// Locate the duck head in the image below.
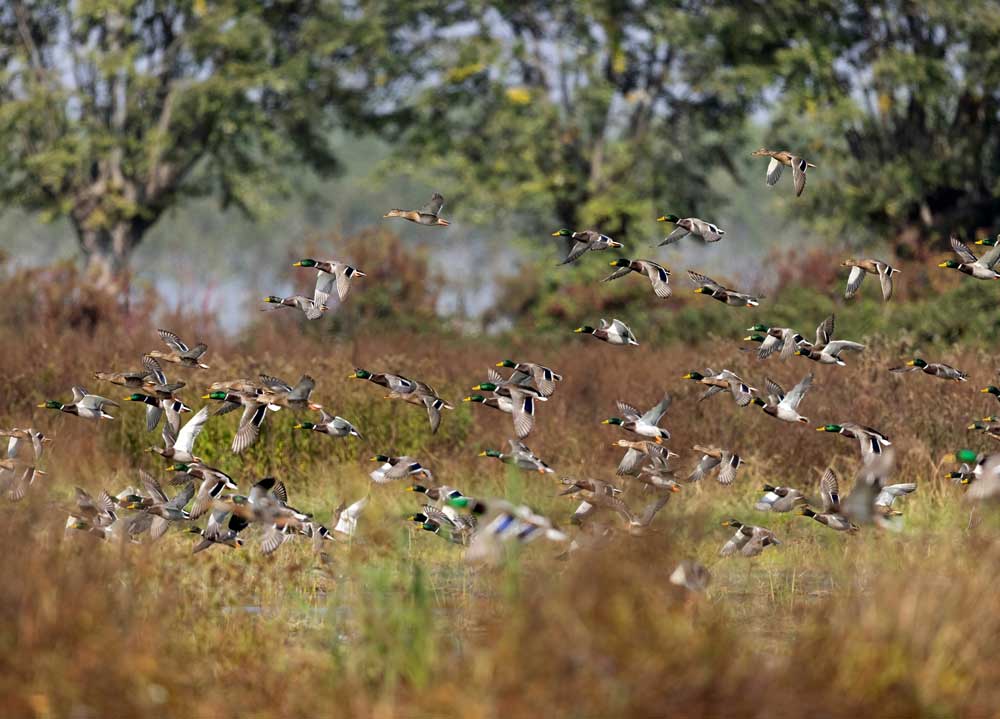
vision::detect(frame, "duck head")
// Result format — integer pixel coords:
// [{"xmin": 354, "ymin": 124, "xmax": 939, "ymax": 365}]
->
[{"xmin": 292, "ymin": 258, "xmax": 317, "ymax": 268}]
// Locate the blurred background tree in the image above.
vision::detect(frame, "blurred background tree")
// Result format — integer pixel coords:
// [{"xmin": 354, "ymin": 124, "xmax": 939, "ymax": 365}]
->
[{"xmin": 0, "ymin": 0, "xmax": 449, "ymax": 289}]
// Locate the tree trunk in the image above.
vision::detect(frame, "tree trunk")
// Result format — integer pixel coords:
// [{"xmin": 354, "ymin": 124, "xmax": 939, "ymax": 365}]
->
[{"xmin": 74, "ymin": 221, "xmax": 143, "ymax": 294}]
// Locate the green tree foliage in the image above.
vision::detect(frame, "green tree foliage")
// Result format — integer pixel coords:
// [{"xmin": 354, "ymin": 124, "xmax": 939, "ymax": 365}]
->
[
  {"xmin": 0, "ymin": 0, "xmax": 443, "ymax": 288},
  {"xmin": 391, "ymin": 1, "xmax": 783, "ymax": 237},
  {"xmin": 762, "ymin": 1, "xmax": 1000, "ymax": 252}
]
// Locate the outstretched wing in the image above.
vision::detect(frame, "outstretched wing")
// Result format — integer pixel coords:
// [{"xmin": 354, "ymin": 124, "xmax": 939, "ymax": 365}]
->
[
  {"xmin": 157, "ymin": 329, "xmax": 189, "ymax": 353},
  {"xmin": 765, "ymin": 157, "xmax": 783, "ymax": 186},
  {"xmin": 844, "ymin": 266, "xmax": 865, "ymax": 299},
  {"xmin": 616, "ymin": 401, "xmax": 641, "ymax": 421},
  {"xmin": 781, "ymin": 373, "xmax": 813, "ymax": 411},
  {"xmin": 601, "ymin": 267, "xmax": 633, "ymax": 283},
  {"xmin": 951, "ymin": 236, "xmax": 978, "ymax": 264},
  {"xmin": 717, "ymin": 452, "xmax": 741, "ymax": 485},
  {"xmin": 560, "ymin": 240, "xmax": 592, "ymax": 265},
  {"xmin": 980, "ymin": 243, "xmax": 1000, "ymax": 269},
  {"xmin": 657, "ymin": 226, "xmax": 690, "ymax": 247},
  {"xmin": 764, "ymin": 377, "xmax": 785, "ymax": 403},
  {"xmin": 687, "ymin": 270, "xmax": 723, "ymax": 291},
  {"xmin": 791, "ymin": 156, "xmax": 808, "ymax": 196},
  {"xmin": 815, "ymin": 315, "xmax": 835, "ymax": 347},
  {"xmin": 820, "ymin": 468, "xmax": 841, "ymax": 512},
  {"xmin": 420, "ymin": 192, "xmax": 444, "ymax": 217},
  {"xmin": 639, "ymin": 393, "xmax": 671, "ymax": 425},
  {"xmin": 877, "ymin": 265, "xmax": 895, "ymax": 301},
  {"xmin": 175, "ymin": 407, "xmax": 210, "ymax": 454}
]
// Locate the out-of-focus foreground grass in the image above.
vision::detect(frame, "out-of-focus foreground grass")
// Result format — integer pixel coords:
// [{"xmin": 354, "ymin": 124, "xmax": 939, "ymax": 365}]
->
[{"xmin": 3, "ymin": 271, "xmax": 1000, "ymax": 718}]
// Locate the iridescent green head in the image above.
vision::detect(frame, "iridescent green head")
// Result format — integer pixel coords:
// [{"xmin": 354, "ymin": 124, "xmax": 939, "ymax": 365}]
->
[
  {"xmin": 817, "ymin": 424, "xmax": 842, "ymax": 433},
  {"xmin": 682, "ymin": 371, "xmax": 704, "ymax": 381},
  {"xmin": 350, "ymin": 369, "xmax": 372, "ymax": 380},
  {"xmin": 463, "ymin": 395, "xmax": 485, "ymax": 403},
  {"xmin": 293, "ymin": 258, "xmax": 317, "ymax": 268},
  {"xmin": 446, "ymin": 496, "xmax": 471, "ymax": 509},
  {"xmin": 956, "ymin": 449, "xmax": 979, "ymax": 464},
  {"xmin": 938, "ymin": 260, "xmax": 960, "ymax": 269},
  {"xmin": 747, "ymin": 324, "xmax": 769, "ymax": 332},
  {"xmin": 262, "ymin": 295, "xmax": 282, "ymax": 303},
  {"xmin": 656, "ymin": 214, "xmax": 680, "ymax": 223},
  {"xmin": 203, "ymin": 391, "xmax": 228, "ymax": 400},
  {"xmin": 574, "ymin": 326, "xmax": 595, "ymax": 335},
  {"xmin": 478, "ymin": 449, "xmax": 502, "ymax": 458},
  {"xmin": 551, "ymin": 228, "xmax": 573, "ymax": 237},
  {"xmin": 906, "ymin": 358, "xmax": 928, "ymax": 368},
  {"xmin": 38, "ymin": 400, "xmax": 63, "ymax": 410},
  {"xmin": 496, "ymin": 360, "xmax": 517, "ymax": 369},
  {"xmin": 981, "ymin": 386, "xmax": 1000, "ymax": 396},
  {"xmin": 975, "ymin": 235, "xmax": 999, "ymax": 247},
  {"xmin": 293, "ymin": 422, "xmax": 315, "ymax": 430},
  {"xmin": 472, "ymin": 382, "xmax": 498, "ymax": 392},
  {"xmin": 408, "ymin": 484, "xmax": 428, "ymax": 494},
  {"xmin": 123, "ymin": 393, "xmax": 148, "ymax": 402},
  {"xmin": 601, "ymin": 417, "xmax": 624, "ymax": 426},
  {"xmin": 371, "ymin": 454, "xmax": 391, "ymax": 462},
  {"xmin": 171, "ymin": 463, "xmax": 190, "ymax": 472},
  {"xmin": 609, "ymin": 258, "xmax": 631, "ymax": 268}
]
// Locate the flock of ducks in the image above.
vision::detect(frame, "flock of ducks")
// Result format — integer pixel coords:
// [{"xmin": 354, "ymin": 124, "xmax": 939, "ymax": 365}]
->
[{"xmin": 8, "ymin": 149, "xmax": 1000, "ymax": 582}]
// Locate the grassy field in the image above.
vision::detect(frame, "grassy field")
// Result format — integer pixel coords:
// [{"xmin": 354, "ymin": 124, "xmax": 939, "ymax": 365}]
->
[{"xmin": 3, "ymin": 288, "xmax": 1000, "ymax": 718}]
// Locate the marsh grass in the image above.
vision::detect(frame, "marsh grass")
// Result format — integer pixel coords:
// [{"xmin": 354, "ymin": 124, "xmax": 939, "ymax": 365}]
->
[{"xmin": 5, "ymin": 289, "xmax": 1000, "ymax": 717}]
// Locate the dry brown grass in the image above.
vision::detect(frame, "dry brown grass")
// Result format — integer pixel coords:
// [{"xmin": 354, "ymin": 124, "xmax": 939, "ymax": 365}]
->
[{"xmin": 4, "ymin": 276, "xmax": 1000, "ymax": 718}]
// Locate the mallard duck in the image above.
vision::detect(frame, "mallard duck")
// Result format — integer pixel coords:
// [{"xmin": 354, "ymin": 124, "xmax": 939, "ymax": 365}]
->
[
  {"xmin": 550, "ymin": 229, "xmax": 623, "ymax": 265},
  {"xmin": 146, "ymin": 406, "xmax": 210, "ymax": 463},
  {"xmin": 689, "ymin": 446, "xmax": 746, "ymax": 485},
  {"xmin": 816, "ymin": 423, "xmax": 891, "ymax": 461},
  {"xmin": 558, "ymin": 477, "xmax": 638, "ymax": 527},
  {"xmin": 682, "ymin": 369, "xmax": 755, "ymax": 406},
  {"xmin": 939, "ymin": 236, "xmax": 1000, "ymax": 280},
  {"xmin": 751, "ymin": 148, "xmax": 815, "ymax": 197},
  {"xmin": 636, "ymin": 446, "xmax": 681, "ymax": 488},
  {"xmin": 975, "ymin": 234, "xmax": 1000, "ymax": 247},
  {"xmin": 688, "ymin": 270, "xmax": 760, "ymax": 307},
  {"xmin": 602, "ymin": 393, "xmax": 671, "ymax": 442},
  {"xmin": 138, "ymin": 470, "xmax": 195, "ymax": 540},
  {"xmin": 147, "ymin": 329, "xmax": 210, "ymax": 369},
  {"xmin": 794, "ymin": 314, "xmax": 864, "ymax": 366},
  {"xmin": 754, "ymin": 483, "xmax": 806, "ymax": 512},
  {"xmin": 612, "ymin": 439, "xmax": 675, "ymax": 477},
  {"xmin": 292, "ymin": 258, "xmax": 366, "ymax": 305},
  {"xmin": 202, "ymin": 390, "xmax": 268, "ymax": 454},
  {"xmin": 798, "ymin": 469, "xmax": 858, "ymax": 532},
  {"xmin": 463, "ymin": 393, "xmax": 513, "ymax": 414},
  {"xmin": 982, "ymin": 386, "xmax": 1000, "ymax": 403},
  {"xmin": 603, "ymin": 258, "xmax": 672, "ymax": 298},
  {"xmin": 123, "ymin": 392, "xmax": 192, "ymax": 437},
  {"xmin": 471, "ymin": 368, "xmax": 548, "ymax": 438},
  {"xmin": 407, "ymin": 509, "xmax": 467, "ymax": 544},
  {"xmin": 383, "ymin": 192, "xmax": 449, "ymax": 226},
  {"xmin": 0, "ymin": 460, "xmax": 45, "ymax": 502},
  {"xmin": 944, "ymin": 448, "xmax": 984, "ymax": 483},
  {"xmin": 574, "ymin": 318, "xmax": 638, "ymax": 346},
  {"xmin": 369, "ymin": 455, "xmax": 433, "ymax": 484},
  {"xmin": 655, "ymin": 214, "xmax": 725, "ymax": 245},
  {"xmin": 258, "ymin": 374, "xmax": 321, "ymax": 411},
  {"xmin": 750, "ymin": 373, "xmax": 813, "ymax": 423},
  {"xmin": 875, "ymin": 482, "xmax": 917, "ymax": 512},
  {"xmin": 842, "ymin": 259, "xmax": 899, "ymax": 301},
  {"xmin": 39, "ymin": 386, "xmax": 118, "ymax": 420},
  {"xmin": 890, "ymin": 358, "xmax": 967, "ymax": 381},
  {"xmin": 446, "ymin": 496, "xmax": 568, "ymax": 561},
  {"xmin": 262, "ymin": 294, "xmax": 326, "ymax": 320},
  {"xmin": 744, "ymin": 324, "xmax": 805, "ymax": 360},
  {"xmin": 190, "ymin": 508, "xmax": 247, "ymax": 553},
  {"xmin": 350, "ymin": 369, "xmax": 451, "ymax": 434},
  {"xmin": 293, "ymin": 410, "xmax": 362, "ymax": 439},
  {"xmin": 479, "ymin": 440, "xmax": 553, "ymax": 473},
  {"xmin": 169, "ymin": 464, "xmax": 238, "ymax": 520},
  {"xmin": 0, "ymin": 427, "xmax": 52, "ymax": 462},
  {"xmin": 495, "ymin": 360, "xmax": 562, "ymax": 397},
  {"xmin": 719, "ymin": 519, "xmax": 780, "ymax": 557},
  {"xmin": 93, "ymin": 354, "xmax": 161, "ymax": 389}
]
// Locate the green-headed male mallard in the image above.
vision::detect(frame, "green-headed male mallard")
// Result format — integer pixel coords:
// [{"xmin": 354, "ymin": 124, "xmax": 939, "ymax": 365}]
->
[
  {"xmin": 479, "ymin": 439, "xmax": 553, "ymax": 474},
  {"xmin": 744, "ymin": 324, "xmax": 805, "ymax": 360},
  {"xmin": 602, "ymin": 393, "xmax": 671, "ymax": 442},
  {"xmin": 202, "ymin": 390, "xmax": 268, "ymax": 455},
  {"xmin": 369, "ymin": 455, "xmax": 433, "ymax": 484},
  {"xmin": 655, "ymin": 214, "xmax": 725, "ymax": 245},
  {"xmin": 751, "ymin": 148, "xmax": 815, "ymax": 197},
  {"xmin": 939, "ymin": 236, "xmax": 1000, "ymax": 280},
  {"xmin": 682, "ymin": 369, "xmax": 755, "ymax": 406},
  {"xmin": 754, "ymin": 484, "xmax": 805, "ymax": 512},
  {"xmin": 688, "ymin": 270, "xmax": 760, "ymax": 307},
  {"xmin": 262, "ymin": 294, "xmax": 326, "ymax": 320},
  {"xmin": 889, "ymin": 358, "xmax": 967, "ymax": 381},
  {"xmin": 383, "ymin": 192, "xmax": 449, "ymax": 226},
  {"xmin": 750, "ymin": 373, "xmax": 814, "ymax": 424},
  {"xmin": 292, "ymin": 258, "xmax": 366, "ymax": 304},
  {"xmin": 603, "ymin": 259, "xmax": 672, "ymax": 298},
  {"xmin": 982, "ymin": 386, "xmax": 1000, "ymax": 403},
  {"xmin": 147, "ymin": 329, "xmax": 210, "ymax": 369},
  {"xmin": 975, "ymin": 234, "xmax": 1000, "ymax": 247},
  {"xmin": 39, "ymin": 386, "xmax": 119, "ymax": 420},
  {"xmin": 551, "ymin": 229, "xmax": 623, "ymax": 265},
  {"xmin": 293, "ymin": 410, "xmax": 362, "ymax": 439},
  {"xmin": 842, "ymin": 259, "xmax": 899, "ymax": 301},
  {"xmin": 574, "ymin": 318, "xmax": 638, "ymax": 346},
  {"xmin": 794, "ymin": 314, "xmax": 864, "ymax": 366},
  {"xmin": 816, "ymin": 423, "xmax": 891, "ymax": 462},
  {"xmin": 350, "ymin": 369, "xmax": 451, "ymax": 434},
  {"xmin": 471, "ymin": 368, "xmax": 547, "ymax": 439},
  {"xmin": 798, "ymin": 468, "xmax": 858, "ymax": 532}
]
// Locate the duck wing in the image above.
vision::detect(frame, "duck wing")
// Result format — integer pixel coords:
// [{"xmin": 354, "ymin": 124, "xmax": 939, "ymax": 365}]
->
[
  {"xmin": 157, "ymin": 329, "xmax": 189, "ymax": 353},
  {"xmin": 420, "ymin": 192, "xmax": 444, "ymax": 217},
  {"xmin": 791, "ymin": 156, "xmax": 808, "ymax": 196},
  {"xmin": 844, "ymin": 265, "xmax": 865, "ymax": 299},
  {"xmin": 765, "ymin": 157, "xmax": 783, "ymax": 186},
  {"xmin": 951, "ymin": 236, "xmax": 978, "ymax": 264}
]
